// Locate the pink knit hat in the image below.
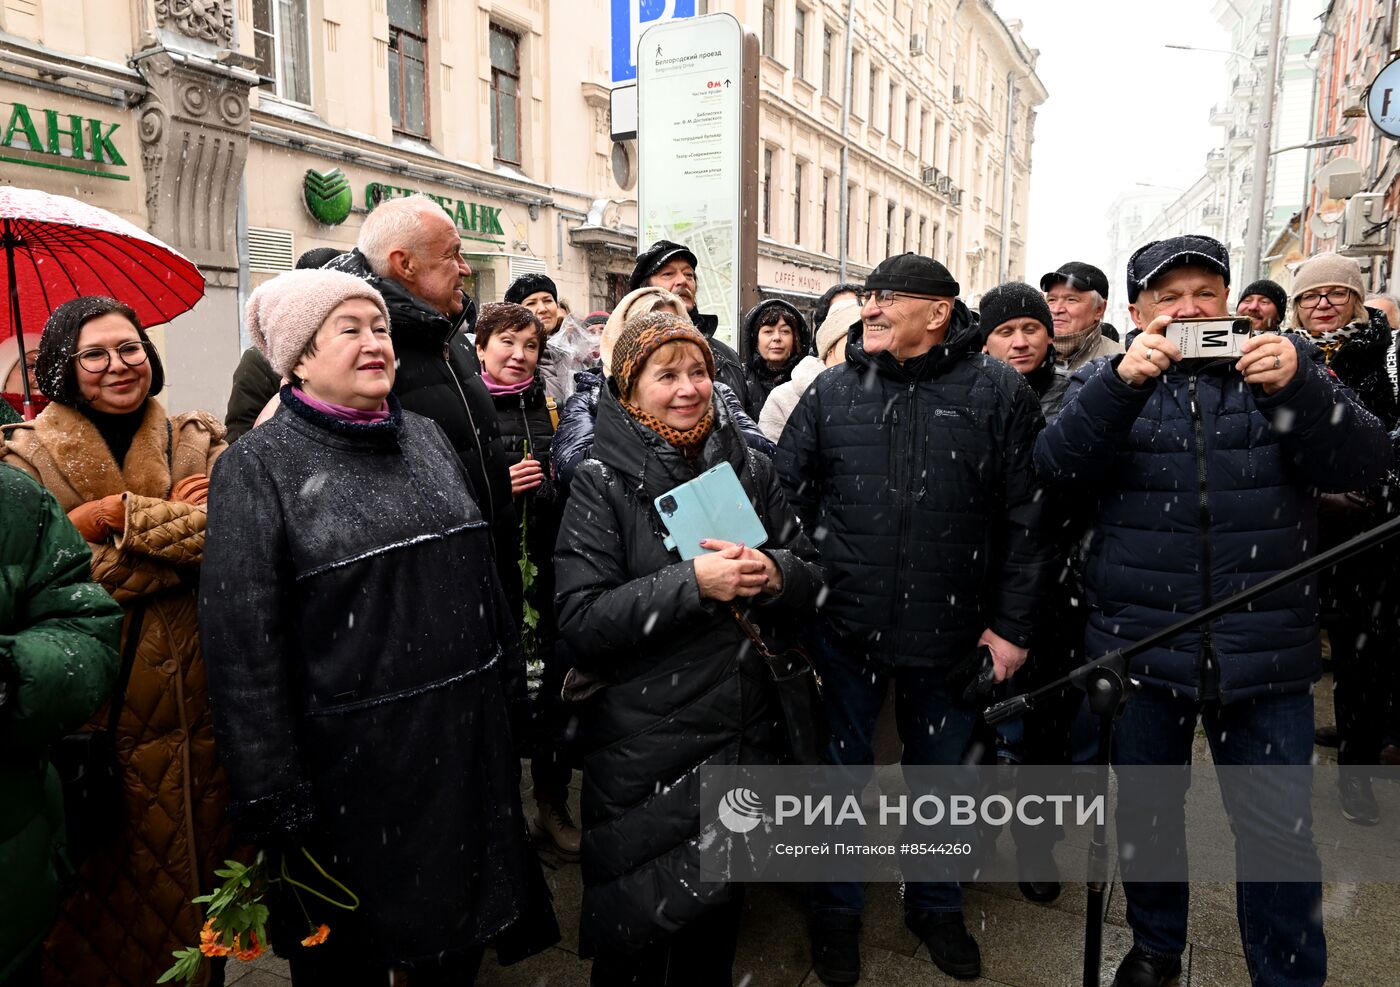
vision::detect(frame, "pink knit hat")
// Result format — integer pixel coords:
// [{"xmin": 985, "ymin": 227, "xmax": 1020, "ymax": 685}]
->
[{"xmin": 246, "ymin": 269, "xmax": 391, "ymax": 378}]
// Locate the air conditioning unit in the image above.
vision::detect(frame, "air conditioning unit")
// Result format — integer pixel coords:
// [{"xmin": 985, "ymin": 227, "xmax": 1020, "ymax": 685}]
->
[
  {"xmin": 952, "ymin": 84, "xmax": 964, "ymax": 103},
  {"xmin": 921, "ymin": 165, "xmax": 937, "ymax": 185},
  {"xmin": 1342, "ymin": 85, "xmax": 1368, "ymax": 118},
  {"xmin": 936, "ymin": 175, "xmax": 952, "ymax": 194},
  {"xmin": 950, "ymin": 187, "xmax": 963, "ymax": 206},
  {"xmin": 910, "ymin": 34, "xmax": 924, "ymax": 55},
  {"xmin": 1341, "ymin": 192, "xmax": 1388, "ymax": 255}
]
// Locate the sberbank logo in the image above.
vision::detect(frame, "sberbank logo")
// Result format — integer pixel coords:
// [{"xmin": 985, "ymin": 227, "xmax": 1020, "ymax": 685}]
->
[{"xmin": 303, "ymin": 167, "xmax": 353, "ymax": 225}]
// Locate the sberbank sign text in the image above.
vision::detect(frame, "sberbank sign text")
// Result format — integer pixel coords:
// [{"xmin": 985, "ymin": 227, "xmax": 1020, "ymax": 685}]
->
[
  {"xmin": 0, "ymin": 101, "xmax": 128, "ymax": 181},
  {"xmin": 367, "ymin": 182, "xmax": 506, "ymax": 244}
]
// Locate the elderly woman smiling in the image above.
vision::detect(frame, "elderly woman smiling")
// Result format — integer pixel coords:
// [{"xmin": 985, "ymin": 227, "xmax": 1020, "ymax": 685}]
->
[{"xmin": 200, "ymin": 269, "xmax": 555, "ymax": 986}]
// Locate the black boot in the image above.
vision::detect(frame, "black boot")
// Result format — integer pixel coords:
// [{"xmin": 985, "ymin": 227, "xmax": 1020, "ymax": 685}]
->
[
  {"xmin": 1340, "ymin": 770, "xmax": 1380, "ymax": 825},
  {"xmin": 905, "ymin": 910, "xmax": 981, "ymax": 980},
  {"xmin": 809, "ymin": 911, "xmax": 861, "ymax": 986},
  {"xmin": 1112, "ymin": 946, "xmax": 1182, "ymax": 986}
]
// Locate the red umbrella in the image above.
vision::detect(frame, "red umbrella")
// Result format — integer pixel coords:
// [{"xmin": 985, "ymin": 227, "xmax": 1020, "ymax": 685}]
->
[{"xmin": 1, "ymin": 186, "xmax": 204, "ymax": 419}]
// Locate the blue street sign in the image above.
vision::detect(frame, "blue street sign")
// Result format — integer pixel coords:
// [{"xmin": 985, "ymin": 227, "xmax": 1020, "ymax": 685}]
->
[{"xmin": 611, "ymin": 0, "xmax": 697, "ymax": 83}]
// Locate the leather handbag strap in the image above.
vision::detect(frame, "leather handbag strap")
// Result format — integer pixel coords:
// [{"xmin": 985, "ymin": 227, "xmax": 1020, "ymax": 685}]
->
[
  {"xmin": 730, "ymin": 604, "xmax": 776, "ymax": 660},
  {"xmin": 105, "ymin": 603, "xmax": 147, "ymax": 735}
]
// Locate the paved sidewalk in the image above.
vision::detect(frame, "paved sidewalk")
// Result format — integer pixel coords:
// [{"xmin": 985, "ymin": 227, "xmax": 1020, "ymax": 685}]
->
[{"xmin": 229, "ymin": 674, "xmax": 1400, "ymax": 985}]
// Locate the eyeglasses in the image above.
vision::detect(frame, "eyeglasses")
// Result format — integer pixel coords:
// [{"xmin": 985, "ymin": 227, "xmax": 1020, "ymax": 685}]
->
[
  {"xmin": 856, "ymin": 289, "xmax": 931, "ymax": 309},
  {"xmin": 1296, "ymin": 288, "xmax": 1353, "ymax": 311},
  {"xmin": 70, "ymin": 340, "xmax": 152, "ymax": 374}
]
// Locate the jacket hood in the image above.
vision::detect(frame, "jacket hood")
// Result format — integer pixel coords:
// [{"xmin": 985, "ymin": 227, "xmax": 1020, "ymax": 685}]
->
[
  {"xmin": 326, "ymin": 248, "xmax": 469, "ymax": 349},
  {"xmin": 845, "ymin": 297, "xmax": 979, "ymax": 380},
  {"xmin": 742, "ymin": 300, "xmax": 811, "ymax": 378},
  {"xmin": 591, "ymin": 380, "xmax": 747, "ymax": 502}
]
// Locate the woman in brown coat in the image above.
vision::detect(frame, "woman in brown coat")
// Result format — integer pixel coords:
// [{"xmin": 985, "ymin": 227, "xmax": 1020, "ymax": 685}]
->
[{"xmin": 0, "ymin": 296, "xmax": 230, "ymax": 987}]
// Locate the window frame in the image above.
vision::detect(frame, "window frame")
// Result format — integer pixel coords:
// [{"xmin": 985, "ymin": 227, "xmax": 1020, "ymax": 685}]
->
[
  {"xmin": 793, "ymin": 6, "xmax": 807, "ymax": 81},
  {"xmin": 252, "ymin": 0, "xmax": 313, "ymax": 105},
  {"xmin": 821, "ymin": 28, "xmax": 834, "ymax": 97},
  {"xmin": 489, "ymin": 24, "xmax": 523, "ymax": 165},
  {"xmin": 387, "ymin": 0, "xmax": 430, "ymax": 138},
  {"xmin": 793, "ymin": 160, "xmax": 803, "ymax": 244},
  {"xmin": 763, "ymin": 0, "xmax": 776, "ymax": 58}
]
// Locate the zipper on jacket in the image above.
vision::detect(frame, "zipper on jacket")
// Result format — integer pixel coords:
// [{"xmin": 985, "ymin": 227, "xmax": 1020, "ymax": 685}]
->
[
  {"xmin": 889, "ymin": 381, "xmax": 919, "ymax": 651},
  {"xmin": 1188, "ymin": 374, "xmax": 1217, "ymax": 692},
  {"xmin": 444, "ymin": 353, "xmax": 497, "ymax": 523}
]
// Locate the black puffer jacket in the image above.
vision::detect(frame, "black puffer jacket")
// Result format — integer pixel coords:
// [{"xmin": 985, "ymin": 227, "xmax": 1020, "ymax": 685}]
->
[
  {"xmin": 223, "ymin": 347, "xmax": 280, "ymax": 443},
  {"xmin": 1289, "ymin": 305, "xmax": 1400, "ymax": 430},
  {"xmin": 555, "ymin": 387, "xmax": 822, "ymax": 958},
  {"xmin": 776, "ymin": 304, "xmax": 1052, "ymax": 671},
  {"xmin": 1034, "ymin": 340, "xmax": 1392, "ymax": 702},
  {"xmin": 690, "ymin": 308, "xmax": 752, "ymax": 411},
  {"xmin": 201, "ymin": 388, "xmax": 557, "ymax": 966},
  {"xmin": 742, "ymin": 299, "xmax": 811, "ymax": 418},
  {"xmin": 326, "ymin": 249, "xmax": 520, "ymax": 603},
  {"xmin": 551, "ymin": 368, "xmax": 776, "ymax": 491},
  {"xmin": 1023, "ymin": 349, "xmax": 1073, "ymax": 423}
]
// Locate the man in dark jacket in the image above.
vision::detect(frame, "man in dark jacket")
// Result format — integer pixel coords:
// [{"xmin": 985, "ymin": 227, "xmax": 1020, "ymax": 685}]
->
[
  {"xmin": 1036, "ymin": 235, "xmax": 1391, "ymax": 987},
  {"xmin": 326, "ymin": 196, "xmax": 519, "ymax": 604},
  {"xmin": 777, "ymin": 254, "xmax": 1051, "ymax": 984},
  {"xmin": 630, "ymin": 239, "xmax": 752, "ymax": 410},
  {"xmin": 224, "ymin": 247, "xmax": 343, "ymax": 442},
  {"xmin": 980, "ymin": 281, "xmax": 1070, "ymax": 421}
]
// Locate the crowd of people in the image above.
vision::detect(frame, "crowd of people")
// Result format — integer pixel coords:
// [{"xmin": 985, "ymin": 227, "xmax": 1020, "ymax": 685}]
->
[{"xmin": 2, "ymin": 187, "xmax": 1397, "ymax": 987}]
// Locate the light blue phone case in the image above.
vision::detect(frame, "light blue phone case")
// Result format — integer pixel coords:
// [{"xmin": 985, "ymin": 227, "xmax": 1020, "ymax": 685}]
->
[{"xmin": 654, "ymin": 462, "xmax": 769, "ymax": 560}]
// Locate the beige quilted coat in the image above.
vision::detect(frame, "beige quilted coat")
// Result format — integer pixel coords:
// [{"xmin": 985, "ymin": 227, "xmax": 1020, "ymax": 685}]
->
[{"xmin": 0, "ymin": 400, "xmax": 231, "ymax": 987}]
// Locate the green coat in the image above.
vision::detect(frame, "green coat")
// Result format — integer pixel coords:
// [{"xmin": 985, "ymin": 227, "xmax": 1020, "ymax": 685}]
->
[{"xmin": 0, "ymin": 464, "xmax": 122, "ymax": 982}]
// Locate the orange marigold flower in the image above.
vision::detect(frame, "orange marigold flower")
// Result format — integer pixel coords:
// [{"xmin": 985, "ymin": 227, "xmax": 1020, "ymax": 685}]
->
[
  {"xmin": 199, "ymin": 920, "xmax": 219, "ymax": 945},
  {"xmin": 301, "ymin": 924, "xmax": 331, "ymax": 947},
  {"xmin": 233, "ymin": 931, "xmax": 265, "ymax": 962},
  {"xmin": 198, "ymin": 936, "xmax": 232, "ymax": 958}
]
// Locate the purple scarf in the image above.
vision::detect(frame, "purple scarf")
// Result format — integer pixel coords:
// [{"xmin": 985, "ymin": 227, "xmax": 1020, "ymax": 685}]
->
[
  {"xmin": 291, "ymin": 387, "xmax": 390, "ymax": 423},
  {"xmin": 481, "ymin": 371, "xmax": 534, "ymax": 397}
]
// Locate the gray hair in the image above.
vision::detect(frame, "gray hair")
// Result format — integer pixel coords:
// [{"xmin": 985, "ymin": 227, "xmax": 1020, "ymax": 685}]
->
[{"xmin": 357, "ymin": 194, "xmax": 446, "ymax": 278}]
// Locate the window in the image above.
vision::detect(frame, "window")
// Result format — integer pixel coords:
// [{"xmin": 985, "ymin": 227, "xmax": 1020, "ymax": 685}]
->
[
  {"xmin": 821, "ymin": 173, "xmax": 830, "ymax": 253},
  {"xmin": 888, "ymin": 82, "xmax": 897, "ymax": 137},
  {"xmin": 846, "ymin": 182, "xmax": 855, "ymax": 252},
  {"xmin": 866, "ymin": 191, "xmax": 876, "ymax": 260},
  {"xmin": 885, "ymin": 200, "xmax": 896, "ymax": 257},
  {"xmin": 763, "ymin": 0, "xmax": 776, "ymax": 57},
  {"xmin": 388, "ymin": 0, "xmax": 428, "ymax": 136},
  {"xmin": 794, "ymin": 8, "xmax": 806, "ymax": 80},
  {"xmin": 906, "ymin": 97, "xmax": 916, "ymax": 148},
  {"xmin": 793, "ymin": 162, "xmax": 803, "ymax": 244},
  {"xmin": 489, "ymin": 26, "xmax": 521, "ymax": 164},
  {"xmin": 253, "ymin": 0, "xmax": 311, "ymax": 103},
  {"xmin": 903, "ymin": 208, "xmax": 912, "ymax": 252},
  {"xmin": 822, "ymin": 29, "xmax": 834, "ymax": 97},
  {"xmin": 763, "ymin": 147, "xmax": 774, "ymax": 235},
  {"xmin": 920, "ymin": 109, "xmax": 930, "ymax": 157},
  {"xmin": 918, "ymin": 216, "xmax": 926, "ymax": 255},
  {"xmin": 868, "ymin": 67, "xmax": 879, "ymax": 127}
]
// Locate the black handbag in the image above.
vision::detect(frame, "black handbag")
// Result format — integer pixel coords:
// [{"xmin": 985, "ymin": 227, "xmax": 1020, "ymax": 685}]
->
[
  {"xmin": 50, "ymin": 604, "xmax": 145, "ymax": 864},
  {"xmin": 732, "ymin": 606, "xmax": 829, "ymax": 765}
]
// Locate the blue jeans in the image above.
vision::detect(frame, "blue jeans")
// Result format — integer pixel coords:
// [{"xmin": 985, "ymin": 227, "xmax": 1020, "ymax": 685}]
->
[
  {"xmin": 1113, "ymin": 687, "xmax": 1326, "ymax": 986},
  {"xmin": 808, "ymin": 622, "xmax": 977, "ymax": 917}
]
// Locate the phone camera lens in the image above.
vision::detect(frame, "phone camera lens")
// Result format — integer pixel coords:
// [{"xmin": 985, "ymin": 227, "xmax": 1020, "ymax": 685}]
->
[{"xmin": 660, "ymin": 496, "xmax": 677, "ymax": 514}]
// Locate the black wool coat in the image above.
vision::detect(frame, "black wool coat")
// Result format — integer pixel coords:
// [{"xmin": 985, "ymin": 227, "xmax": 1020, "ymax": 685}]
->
[
  {"xmin": 776, "ymin": 305, "xmax": 1052, "ymax": 671},
  {"xmin": 554, "ymin": 387, "xmax": 822, "ymax": 957},
  {"xmin": 200, "ymin": 389, "xmax": 555, "ymax": 966},
  {"xmin": 326, "ymin": 249, "xmax": 521, "ymax": 605}
]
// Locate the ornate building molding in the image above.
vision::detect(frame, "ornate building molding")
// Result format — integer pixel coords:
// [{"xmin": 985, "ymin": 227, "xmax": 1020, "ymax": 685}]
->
[
  {"xmin": 135, "ymin": 50, "xmax": 252, "ymax": 270},
  {"xmin": 153, "ymin": 0, "xmax": 235, "ymax": 46}
]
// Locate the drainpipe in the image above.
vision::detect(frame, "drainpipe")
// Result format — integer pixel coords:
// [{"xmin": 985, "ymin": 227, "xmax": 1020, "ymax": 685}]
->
[
  {"xmin": 998, "ymin": 69, "xmax": 1015, "ymax": 282},
  {"xmin": 837, "ymin": 0, "xmax": 856, "ymax": 281}
]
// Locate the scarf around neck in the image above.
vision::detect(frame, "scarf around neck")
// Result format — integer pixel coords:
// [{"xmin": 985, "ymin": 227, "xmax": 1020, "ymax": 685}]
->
[
  {"xmin": 481, "ymin": 370, "xmax": 535, "ymax": 397},
  {"xmin": 291, "ymin": 387, "xmax": 390, "ymax": 423},
  {"xmin": 1297, "ymin": 320, "xmax": 1363, "ymax": 364},
  {"xmin": 1052, "ymin": 323, "xmax": 1103, "ymax": 365},
  {"xmin": 624, "ymin": 400, "xmax": 715, "ymax": 456}
]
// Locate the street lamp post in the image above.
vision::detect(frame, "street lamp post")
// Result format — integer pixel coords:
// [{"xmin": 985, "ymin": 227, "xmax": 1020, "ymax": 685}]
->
[{"xmin": 1243, "ymin": 0, "xmax": 1284, "ymax": 282}]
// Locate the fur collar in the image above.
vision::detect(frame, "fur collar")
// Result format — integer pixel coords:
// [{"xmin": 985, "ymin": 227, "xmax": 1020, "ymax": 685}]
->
[{"xmin": 32, "ymin": 400, "xmax": 172, "ymax": 501}]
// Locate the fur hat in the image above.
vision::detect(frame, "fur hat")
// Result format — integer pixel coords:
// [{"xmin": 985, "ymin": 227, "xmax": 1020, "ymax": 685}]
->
[
  {"xmin": 246, "ymin": 269, "xmax": 390, "ymax": 379},
  {"xmin": 504, "ymin": 272, "xmax": 558, "ymax": 306},
  {"xmin": 610, "ymin": 311, "xmax": 714, "ymax": 400},
  {"xmin": 815, "ymin": 299, "xmax": 862, "ymax": 360}
]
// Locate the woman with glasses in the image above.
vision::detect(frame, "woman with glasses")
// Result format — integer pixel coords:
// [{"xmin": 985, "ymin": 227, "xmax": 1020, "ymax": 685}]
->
[
  {"xmin": 0, "ymin": 296, "xmax": 232, "ymax": 987},
  {"xmin": 1287, "ymin": 253, "xmax": 1400, "ymax": 828}
]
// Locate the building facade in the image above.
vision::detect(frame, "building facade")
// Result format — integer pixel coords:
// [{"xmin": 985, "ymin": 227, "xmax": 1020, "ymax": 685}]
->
[
  {"xmin": 1, "ymin": 0, "xmax": 1043, "ymax": 416},
  {"xmin": 1127, "ymin": 0, "xmax": 1321, "ymax": 302},
  {"xmin": 719, "ymin": 0, "xmax": 1045, "ymax": 307},
  {"xmin": 1301, "ymin": 0, "xmax": 1400, "ymax": 292}
]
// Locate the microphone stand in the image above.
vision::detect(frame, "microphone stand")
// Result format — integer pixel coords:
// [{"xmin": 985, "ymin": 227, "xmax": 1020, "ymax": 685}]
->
[{"xmin": 984, "ymin": 511, "xmax": 1400, "ymax": 987}]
